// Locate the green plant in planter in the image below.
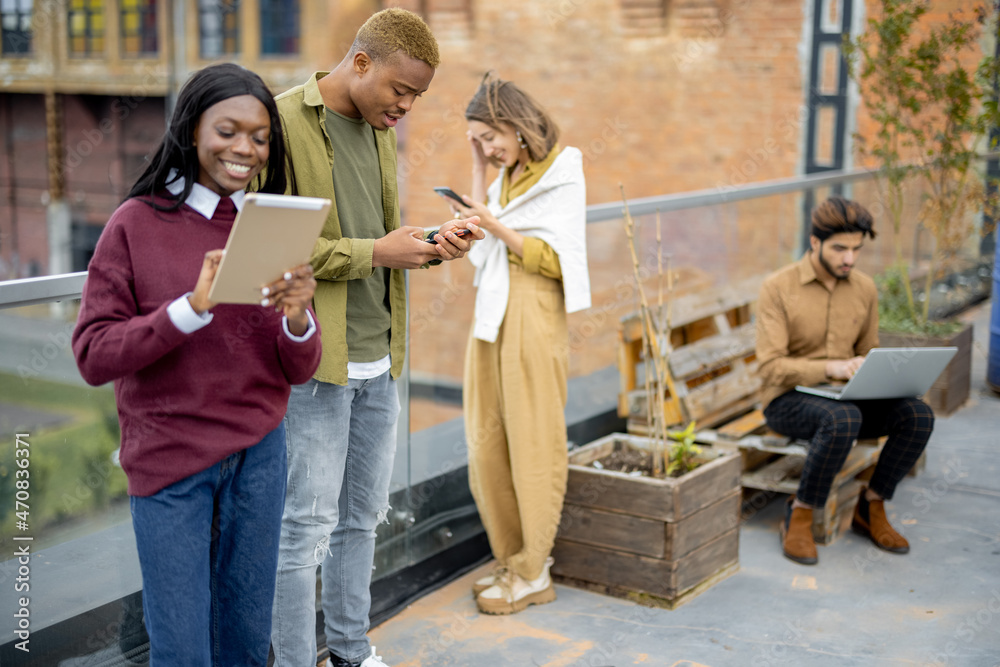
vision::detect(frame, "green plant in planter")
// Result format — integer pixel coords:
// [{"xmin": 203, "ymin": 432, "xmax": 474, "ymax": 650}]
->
[
  {"xmin": 666, "ymin": 421, "xmax": 701, "ymax": 477},
  {"xmin": 876, "ymin": 265, "xmax": 964, "ymax": 336},
  {"xmin": 844, "ymin": 0, "xmax": 1000, "ymax": 333}
]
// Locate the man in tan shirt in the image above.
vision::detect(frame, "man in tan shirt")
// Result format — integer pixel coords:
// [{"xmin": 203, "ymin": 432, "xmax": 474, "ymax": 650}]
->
[{"xmin": 756, "ymin": 196, "xmax": 935, "ymax": 565}]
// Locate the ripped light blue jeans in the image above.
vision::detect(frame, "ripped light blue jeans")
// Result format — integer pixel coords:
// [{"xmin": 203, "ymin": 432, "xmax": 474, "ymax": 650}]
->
[{"xmin": 271, "ymin": 373, "xmax": 400, "ymax": 666}]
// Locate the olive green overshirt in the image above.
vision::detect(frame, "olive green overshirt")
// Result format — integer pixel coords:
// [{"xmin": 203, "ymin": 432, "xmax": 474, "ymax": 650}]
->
[{"xmin": 275, "ymin": 72, "xmax": 405, "ymax": 386}]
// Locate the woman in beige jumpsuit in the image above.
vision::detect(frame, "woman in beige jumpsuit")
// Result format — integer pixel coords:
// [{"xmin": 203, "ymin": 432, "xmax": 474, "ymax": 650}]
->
[{"xmin": 444, "ymin": 73, "xmax": 591, "ymax": 615}]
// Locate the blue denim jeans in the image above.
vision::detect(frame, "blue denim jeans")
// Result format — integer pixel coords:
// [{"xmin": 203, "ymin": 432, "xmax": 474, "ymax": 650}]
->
[
  {"xmin": 271, "ymin": 373, "xmax": 399, "ymax": 666},
  {"xmin": 130, "ymin": 424, "xmax": 287, "ymax": 666}
]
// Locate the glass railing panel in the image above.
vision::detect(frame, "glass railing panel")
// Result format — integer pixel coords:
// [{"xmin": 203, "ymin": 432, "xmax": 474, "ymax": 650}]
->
[
  {"xmin": 0, "ymin": 301, "xmax": 144, "ymax": 663},
  {"xmin": 401, "ymin": 257, "xmax": 481, "ymax": 565}
]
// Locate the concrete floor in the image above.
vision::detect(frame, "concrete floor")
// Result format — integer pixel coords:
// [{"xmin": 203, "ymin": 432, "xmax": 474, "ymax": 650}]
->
[{"xmin": 368, "ymin": 300, "xmax": 1000, "ymax": 667}]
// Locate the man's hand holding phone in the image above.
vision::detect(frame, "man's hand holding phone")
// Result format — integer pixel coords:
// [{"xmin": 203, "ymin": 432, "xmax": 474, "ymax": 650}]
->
[{"xmin": 428, "ymin": 218, "xmax": 483, "ymax": 259}]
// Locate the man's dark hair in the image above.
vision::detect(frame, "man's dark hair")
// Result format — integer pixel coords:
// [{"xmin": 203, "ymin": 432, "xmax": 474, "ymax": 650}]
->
[{"xmin": 810, "ymin": 196, "xmax": 877, "ymax": 241}]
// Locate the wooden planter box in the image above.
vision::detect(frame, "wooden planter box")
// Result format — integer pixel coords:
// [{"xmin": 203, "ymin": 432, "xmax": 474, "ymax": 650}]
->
[
  {"xmin": 879, "ymin": 323, "xmax": 973, "ymax": 416},
  {"xmin": 551, "ymin": 433, "xmax": 742, "ymax": 608}
]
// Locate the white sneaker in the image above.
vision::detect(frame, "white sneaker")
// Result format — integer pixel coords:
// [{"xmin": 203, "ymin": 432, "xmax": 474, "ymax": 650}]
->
[
  {"xmin": 472, "ymin": 557, "xmax": 554, "ymax": 597},
  {"xmin": 472, "ymin": 564, "xmax": 509, "ymax": 597},
  {"xmin": 359, "ymin": 647, "xmax": 390, "ymax": 667},
  {"xmin": 475, "ymin": 559, "xmax": 556, "ymax": 615}
]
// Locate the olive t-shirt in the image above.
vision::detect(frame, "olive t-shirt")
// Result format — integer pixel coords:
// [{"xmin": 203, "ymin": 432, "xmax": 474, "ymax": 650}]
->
[{"xmin": 325, "ymin": 108, "xmax": 391, "ymax": 363}]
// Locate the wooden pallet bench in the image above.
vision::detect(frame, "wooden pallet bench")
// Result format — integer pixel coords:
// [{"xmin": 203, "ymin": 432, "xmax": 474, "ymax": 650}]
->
[
  {"xmin": 616, "ymin": 274, "xmax": 925, "ymax": 546},
  {"xmin": 697, "ymin": 407, "xmax": 927, "ymax": 544},
  {"xmin": 618, "ymin": 274, "xmax": 766, "ymax": 432}
]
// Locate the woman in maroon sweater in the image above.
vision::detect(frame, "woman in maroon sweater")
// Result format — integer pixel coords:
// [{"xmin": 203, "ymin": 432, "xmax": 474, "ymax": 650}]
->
[{"xmin": 72, "ymin": 63, "xmax": 321, "ymax": 665}]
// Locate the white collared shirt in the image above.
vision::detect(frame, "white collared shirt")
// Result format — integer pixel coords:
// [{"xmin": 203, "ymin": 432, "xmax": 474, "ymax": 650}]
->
[{"xmin": 165, "ymin": 173, "xmax": 246, "ymax": 219}]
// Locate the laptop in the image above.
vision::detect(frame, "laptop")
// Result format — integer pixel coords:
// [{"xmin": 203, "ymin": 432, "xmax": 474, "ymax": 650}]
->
[{"xmin": 796, "ymin": 347, "xmax": 958, "ymax": 401}]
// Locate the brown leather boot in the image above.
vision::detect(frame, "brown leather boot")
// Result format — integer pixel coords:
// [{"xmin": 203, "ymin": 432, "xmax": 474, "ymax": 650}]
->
[
  {"xmin": 780, "ymin": 497, "xmax": 818, "ymax": 565},
  {"xmin": 852, "ymin": 488, "xmax": 910, "ymax": 553}
]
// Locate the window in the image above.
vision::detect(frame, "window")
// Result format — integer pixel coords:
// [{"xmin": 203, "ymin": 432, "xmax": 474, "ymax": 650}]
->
[
  {"xmin": 121, "ymin": 0, "xmax": 158, "ymax": 56},
  {"xmin": 68, "ymin": 0, "xmax": 104, "ymax": 56},
  {"xmin": 260, "ymin": 0, "xmax": 299, "ymax": 56},
  {"xmin": 1, "ymin": 0, "xmax": 32, "ymax": 55},
  {"xmin": 199, "ymin": 0, "xmax": 240, "ymax": 58}
]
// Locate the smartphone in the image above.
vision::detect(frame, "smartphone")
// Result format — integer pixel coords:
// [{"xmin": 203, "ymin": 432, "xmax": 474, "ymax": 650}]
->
[
  {"xmin": 426, "ymin": 228, "xmax": 473, "ymax": 245},
  {"xmin": 433, "ymin": 186, "xmax": 466, "ymax": 205}
]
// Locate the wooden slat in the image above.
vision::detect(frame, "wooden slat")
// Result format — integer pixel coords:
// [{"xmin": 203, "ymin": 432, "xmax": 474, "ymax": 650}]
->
[
  {"xmin": 662, "ymin": 276, "xmax": 765, "ymax": 329},
  {"xmin": 716, "ymin": 407, "xmax": 766, "ymax": 441},
  {"xmin": 551, "ymin": 528, "xmax": 740, "ymax": 600},
  {"xmin": 682, "ymin": 362, "xmax": 761, "ymax": 423},
  {"xmin": 618, "ymin": 275, "xmax": 764, "ymax": 337},
  {"xmin": 814, "ymin": 478, "xmax": 865, "ymax": 544},
  {"xmin": 668, "ymin": 323, "xmax": 756, "ymax": 380},
  {"xmin": 672, "ymin": 450, "xmax": 742, "ymax": 519},
  {"xmin": 566, "ymin": 437, "xmax": 741, "ymax": 522},
  {"xmin": 740, "ymin": 441, "xmax": 883, "ymax": 494},
  {"xmin": 835, "ymin": 443, "xmax": 882, "ymax": 482},
  {"xmin": 674, "ymin": 529, "xmax": 740, "ymax": 594},
  {"xmin": 552, "ymin": 538, "xmax": 676, "ymax": 598},
  {"xmin": 625, "ymin": 389, "xmax": 685, "ymax": 426},
  {"xmin": 687, "ymin": 395, "xmax": 762, "ymax": 431},
  {"xmin": 558, "ymin": 503, "xmax": 666, "ymax": 558},
  {"xmin": 694, "ymin": 428, "xmax": 798, "ymax": 451},
  {"xmin": 666, "ymin": 490, "xmax": 741, "ymax": 560},
  {"xmin": 617, "ymin": 333, "xmax": 642, "ymax": 418},
  {"xmin": 564, "ymin": 465, "xmax": 676, "ymax": 521},
  {"xmin": 741, "ymin": 454, "xmax": 803, "ymax": 494}
]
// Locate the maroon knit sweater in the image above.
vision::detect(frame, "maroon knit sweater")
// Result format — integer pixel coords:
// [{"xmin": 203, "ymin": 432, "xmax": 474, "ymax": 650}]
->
[{"xmin": 73, "ymin": 196, "xmax": 322, "ymax": 496}]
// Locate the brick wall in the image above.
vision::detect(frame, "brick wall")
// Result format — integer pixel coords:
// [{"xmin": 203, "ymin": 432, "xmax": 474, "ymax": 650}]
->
[
  {"xmin": 400, "ymin": 0, "xmax": 811, "ymax": 383},
  {"xmin": 399, "ymin": 0, "xmax": 808, "ymax": 217},
  {"xmin": 0, "ymin": 93, "xmax": 164, "ymax": 278},
  {"xmin": 0, "ymin": 95, "xmax": 50, "ymax": 279}
]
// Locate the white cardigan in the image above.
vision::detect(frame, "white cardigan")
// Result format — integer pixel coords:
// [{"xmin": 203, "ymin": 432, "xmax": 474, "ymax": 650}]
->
[{"xmin": 467, "ymin": 146, "xmax": 591, "ymax": 343}]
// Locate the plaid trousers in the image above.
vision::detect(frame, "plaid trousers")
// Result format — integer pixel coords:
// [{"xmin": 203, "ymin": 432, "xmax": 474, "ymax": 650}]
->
[{"xmin": 763, "ymin": 391, "xmax": 935, "ymax": 507}]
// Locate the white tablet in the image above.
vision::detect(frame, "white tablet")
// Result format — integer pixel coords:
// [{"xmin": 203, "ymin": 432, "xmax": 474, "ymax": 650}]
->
[{"xmin": 208, "ymin": 193, "xmax": 330, "ymax": 304}]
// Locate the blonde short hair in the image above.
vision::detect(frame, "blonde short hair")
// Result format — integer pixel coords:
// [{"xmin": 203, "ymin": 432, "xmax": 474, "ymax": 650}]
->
[{"xmin": 349, "ymin": 8, "xmax": 440, "ymax": 69}]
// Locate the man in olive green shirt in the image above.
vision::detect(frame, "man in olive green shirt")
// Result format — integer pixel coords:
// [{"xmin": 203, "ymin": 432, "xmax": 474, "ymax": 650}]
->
[
  {"xmin": 756, "ymin": 196, "xmax": 934, "ymax": 566},
  {"xmin": 270, "ymin": 10, "xmax": 482, "ymax": 667}
]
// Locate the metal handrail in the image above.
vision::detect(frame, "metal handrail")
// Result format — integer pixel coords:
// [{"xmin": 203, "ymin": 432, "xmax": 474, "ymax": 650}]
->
[
  {"xmin": 0, "ymin": 271, "xmax": 88, "ymax": 309},
  {"xmin": 0, "ymin": 165, "xmax": 914, "ymax": 309},
  {"xmin": 585, "ymin": 167, "xmax": 879, "ymax": 223}
]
